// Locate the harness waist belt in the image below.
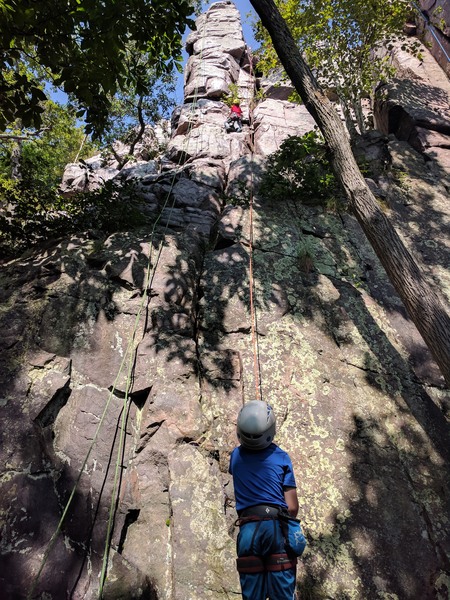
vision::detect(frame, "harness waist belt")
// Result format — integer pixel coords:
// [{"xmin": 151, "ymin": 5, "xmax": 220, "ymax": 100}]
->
[
  {"xmin": 236, "ymin": 553, "xmax": 297, "ymax": 574},
  {"xmin": 239, "ymin": 504, "xmax": 280, "ymax": 518},
  {"xmin": 265, "ymin": 553, "xmax": 297, "ymax": 571},
  {"xmin": 236, "ymin": 555, "xmax": 264, "ymax": 573}
]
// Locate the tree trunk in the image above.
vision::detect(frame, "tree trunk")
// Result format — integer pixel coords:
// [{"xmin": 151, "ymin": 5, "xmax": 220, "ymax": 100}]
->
[
  {"xmin": 11, "ymin": 140, "xmax": 22, "ymax": 180},
  {"xmin": 353, "ymin": 98, "xmax": 366, "ymax": 134},
  {"xmin": 250, "ymin": 0, "xmax": 450, "ymax": 386}
]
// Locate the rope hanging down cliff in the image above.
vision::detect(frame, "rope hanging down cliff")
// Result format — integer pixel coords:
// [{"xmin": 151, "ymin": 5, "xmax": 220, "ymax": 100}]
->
[
  {"xmin": 411, "ymin": 0, "xmax": 450, "ymax": 63},
  {"xmin": 248, "ymin": 161, "xmax": 264, "ymax": 403},
  {"xmin": 246, "ymin": 46, "xmax": 264, "ymax": 404},
  {"xmin": 222, "ymin": 45, "xmax": 264, "ymax": 405},
  {"xmin": 98, "ymin": 25, "xmax": 215, "ymax": 593}
]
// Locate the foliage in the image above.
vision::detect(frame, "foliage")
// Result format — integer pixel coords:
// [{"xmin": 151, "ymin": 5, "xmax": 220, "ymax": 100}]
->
[
  {"xmin": 0, "ymin": 0, "xmax": 196, "ymax": 136},
  {"xmin": 254, "ymin": 88, "xmax": 267, "ymax": 104},
  {"xmin": 260, "ymin": 130, "xmax": 344, "ymax": 207},
  {"xmin": 224, "ymin": 83, "xmax": 241, "ymax": 106},
  {"xmin": 254, "ymin": 0, "xmax": 417, "ymax": 133},
  {"xmin": 100, "ymin": 60, "xmax": 175, "ymax": 169},
  {"xmin": 68, "ymin": 180, "xmax": 148, "ymax": 233},
  {"xmin": 0, "ymin": 177, "xmax": 147, "ymax": 258},
  {"xmin": 221, "ymin": 179, "xmax": 251, "ymax": 208},
  {"xmin": 0, "ymin": 101, "xmax": 98, "ymax": 187}
]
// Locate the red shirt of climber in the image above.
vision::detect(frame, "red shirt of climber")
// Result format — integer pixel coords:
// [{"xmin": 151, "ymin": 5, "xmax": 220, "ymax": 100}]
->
[
  {"xmin": 225, "ymin": 102, "xmax": 243, "ymax": 132},
  {"xmin": 230, "ymin": 103, "xmax": 243, "ymax": 118}
]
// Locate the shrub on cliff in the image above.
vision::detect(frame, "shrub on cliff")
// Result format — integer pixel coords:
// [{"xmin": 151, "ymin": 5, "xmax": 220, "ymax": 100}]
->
[
  {"xmin": 0, "ymin": 178, "xmax": 146, "ymax": 259},
  {"xmin": 260, "ymin": 131, "xmax": 344, "ymax": 208}
]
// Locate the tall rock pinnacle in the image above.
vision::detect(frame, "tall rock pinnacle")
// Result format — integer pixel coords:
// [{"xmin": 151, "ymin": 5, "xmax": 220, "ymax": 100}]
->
[{"xmin": 184, "ymin": 1, "xmax": 252, "ymax": 104}]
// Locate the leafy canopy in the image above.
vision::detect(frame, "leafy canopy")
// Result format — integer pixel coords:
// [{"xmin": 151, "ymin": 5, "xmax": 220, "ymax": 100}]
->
[
  {"xmin": 0, "ymin": 100, "xmax": 97, "ymax": 182},
  {"xmin": 255, "ymin": 0, "xmax": 415, "ymax": 132},
  {"xmin": 0, "ymin": 99, "xmax": 100, "ymax": 256},
  {"xmin": 25, "ymin": 103, "xmax": 96, "ymax": 184},
  {"xmin": 0, "ymin": 0, "xmax": 196, "ymax": 136}
]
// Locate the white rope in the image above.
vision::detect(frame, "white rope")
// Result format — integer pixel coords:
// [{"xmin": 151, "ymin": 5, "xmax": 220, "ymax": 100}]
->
[{"xmin": 410, "ymin": 0, "xmax": 450, "ymax": 63}]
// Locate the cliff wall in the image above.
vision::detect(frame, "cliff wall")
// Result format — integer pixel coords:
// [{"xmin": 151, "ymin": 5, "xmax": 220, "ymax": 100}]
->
[{"xmin": 1, "ymin": 2, "xmax": 449, "ymax": 599}]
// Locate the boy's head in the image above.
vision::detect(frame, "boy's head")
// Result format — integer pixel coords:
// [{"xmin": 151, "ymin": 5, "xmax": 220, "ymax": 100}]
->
[{"xmin": 236, "ymin": 401, "xmax": 276, "ymax": 450}]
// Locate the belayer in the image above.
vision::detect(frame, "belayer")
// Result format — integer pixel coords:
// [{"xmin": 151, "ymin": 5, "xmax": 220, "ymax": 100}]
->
[
  {"xmin": 225, "ymin": 101, "xmax": 243, "ymax": 133},
  {"xmin": 229, "ymin": 401, "xmax": 307, "ymax": 600}
]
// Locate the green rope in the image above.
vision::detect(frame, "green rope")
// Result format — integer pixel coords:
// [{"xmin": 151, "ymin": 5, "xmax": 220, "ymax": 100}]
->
[
  {"xmin": 97, "ymin": 40, "xmax": 212, "ymax": 600},
  {"xmin": 98, "ymin": 292, "xmax": 144, "ymax": 596},
  {"xmin": 97, "ymin": 15, "xmax": 212, "ymax": 592},
  {"xmin": 28, "ymin": 151, "xmax": 187, "ymax": 599},
  {"xmin": 27, "ymin": 340, "xmax": 133, "ymax": 600}
]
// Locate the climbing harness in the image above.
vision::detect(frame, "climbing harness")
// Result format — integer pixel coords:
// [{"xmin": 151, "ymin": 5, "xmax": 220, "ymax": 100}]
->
[
  {"xmin": 225, "ymin": 116, "xmax": 243, "ymax": 132},
  {"xmin": 234, "ymin": 505, "xmax": 300, "ymax": 574},
  {"xmin": 237, "ymin": 553, "xmax": 297, "ymax": 573},
  {"xmin": 225, "ymin": 102, "xmax": 243, "ymax": 132},
  {"xmin": 27, "ymin": 8, "xmax": 275, "ymax": 598}
]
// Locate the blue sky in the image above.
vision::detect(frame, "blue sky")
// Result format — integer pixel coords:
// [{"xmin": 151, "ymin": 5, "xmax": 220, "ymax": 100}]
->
[{"xmin": 232, "ymin": 0, "xmax": 258, "ymax": 48}]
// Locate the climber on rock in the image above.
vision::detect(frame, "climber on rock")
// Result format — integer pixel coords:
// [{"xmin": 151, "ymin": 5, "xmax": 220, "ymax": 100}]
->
[
  {"xmin": 225, "ymin": 101, "xmax": 243, "ymax": 133},
  {"xmin": 229, "ymin": 401, "xmax": 307, "ymax": 600}
]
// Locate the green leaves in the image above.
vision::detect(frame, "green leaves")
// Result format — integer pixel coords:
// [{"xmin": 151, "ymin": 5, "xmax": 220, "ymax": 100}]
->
[
  {"xmin": 100, "ymin": 51, "xmax": 176, "ymax": 166},
  {"xmin": 0, "ymin": 101, "xmax": 97, "ymax": 189},
  {"xmin": 255, "ymin": 0, "xmax": 411, "ymax": 133},
  {"xmin": 0, "ymin": 176, "xmax": 146, "ymax": 258},
  {"xmin": 0, "ymin": 0, "xmax": 196, "ymax": 136},
  {"xmin": 260, "ymin": 131, "xmax": 344, "ymax": 207}
]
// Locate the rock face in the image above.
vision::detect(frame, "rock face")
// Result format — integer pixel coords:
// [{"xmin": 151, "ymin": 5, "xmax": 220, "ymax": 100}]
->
[
  {"xmin": 1, "ymin": 3, "xmax": 450, "ymax": 600},
  {"xmin": 374, "ymin": 39, "xmax": 450, "ymax": 183},
  {"xmin": 60, "ymin": 124, "xmax": 169, "ymax": 195},
  {"xmin": 417, "ymin": 0, "xmax": 450, "ymax": 78},
  {"xmin": 253, "ymin": 99, "xmax": 317, "ymax": 156},
  {"xmin": 184, "ymin": 1, "xmax": 248, "ymax": 101},
  {"xmin": 169, "ymin": 1, "xmax": 255, "ymax": 166}
]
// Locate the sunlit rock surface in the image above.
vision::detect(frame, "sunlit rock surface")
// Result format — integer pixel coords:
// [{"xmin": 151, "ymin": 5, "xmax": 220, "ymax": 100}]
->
[{"xmin": 374, "ymin": 38, "xmax": 450, "ymax": 182}]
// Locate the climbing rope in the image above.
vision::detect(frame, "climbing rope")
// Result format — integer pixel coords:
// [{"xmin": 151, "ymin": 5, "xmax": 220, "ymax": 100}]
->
[
  {"xmin": 246, "ymin": 46, "xmax": 264, "ymax": 403},
  {"xmin": 28, "ymin": 147, "xmax": 188, "ymax": 598},
  {"xmin": 27, "ymin": 338, "xmax": 134, "ymax": 600},
  {"xmin": 98, "ymin": 58, "xmax": 209, "ymax": 596},
  {"xmin": 410, "ymin": 1, "xmax": 450, "ymax": 63},
  {"xmin": 27, "ymin": 8, "xmax": 268, "ymax": 597},
  {"xmin": 98, "ymin": 12, "xmax": 213, "ymax": 597},
  {"xmin": 248, "ymin": 171, "xmax": 263, "ymax": 402}
]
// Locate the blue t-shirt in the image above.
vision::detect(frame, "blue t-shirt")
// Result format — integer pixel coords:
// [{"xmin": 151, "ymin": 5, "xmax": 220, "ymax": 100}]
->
[{"xmin": 229, "ymin": 443, "xmax": 296, "ymax": 512}]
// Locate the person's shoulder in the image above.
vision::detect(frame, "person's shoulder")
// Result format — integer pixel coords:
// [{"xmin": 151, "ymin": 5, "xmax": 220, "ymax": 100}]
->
[
  {"xmin": 230, "ymin": 445, "xmax": 244, "ymax": 459},
  {"xmin": 270, "ymin": 443, "xmax": 285, "ymax": 453},
  {"xmin": 270, "ymin": 444, "xmax": 293, "ymax": 460}
]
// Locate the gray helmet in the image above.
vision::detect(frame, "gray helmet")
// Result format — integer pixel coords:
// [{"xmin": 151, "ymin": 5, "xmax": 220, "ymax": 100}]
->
[{"xmin": 237, "ymin": 401, "xmax": 276, "ymax": 450}]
